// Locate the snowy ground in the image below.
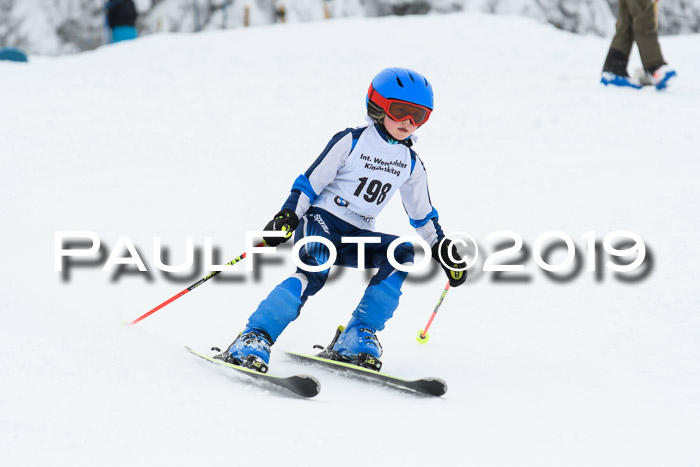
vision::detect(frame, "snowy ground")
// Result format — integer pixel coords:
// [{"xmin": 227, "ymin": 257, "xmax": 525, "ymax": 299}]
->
[{"xmin": 2, "ymin": 12, "xmax": 699, "ymax": 467}]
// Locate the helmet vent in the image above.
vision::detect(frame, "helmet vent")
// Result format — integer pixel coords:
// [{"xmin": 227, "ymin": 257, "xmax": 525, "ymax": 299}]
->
[
  {"xmin": 395, "ymin": 77, "xmax": 403, "ymax": 87},
  {"xmin": 408, "ymin": 73, "xmax": 415, "ymax": 83}
]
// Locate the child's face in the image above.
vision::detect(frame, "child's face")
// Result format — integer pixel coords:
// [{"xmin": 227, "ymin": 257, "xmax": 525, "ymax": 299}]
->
[{"xmin": 383, "ymin": 115, "xmax": 418, "ymax": 140}]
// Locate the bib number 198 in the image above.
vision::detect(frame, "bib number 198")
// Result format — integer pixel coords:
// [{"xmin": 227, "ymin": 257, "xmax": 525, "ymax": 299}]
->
[{"xmin": 354, "ymin": 177, "xmax": 392, "ymax": 205}]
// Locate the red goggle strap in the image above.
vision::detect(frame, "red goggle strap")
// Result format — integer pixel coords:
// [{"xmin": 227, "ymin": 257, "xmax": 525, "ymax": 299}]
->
[{"xmin": 368, "ymin": 84, "xmax": 390, "ymax": 110}]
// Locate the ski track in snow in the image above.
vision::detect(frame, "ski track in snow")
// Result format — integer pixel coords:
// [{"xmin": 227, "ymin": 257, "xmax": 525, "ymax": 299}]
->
[{"xmin": 1, "ymin": 13, "xmax": 699, "ymax": 467}]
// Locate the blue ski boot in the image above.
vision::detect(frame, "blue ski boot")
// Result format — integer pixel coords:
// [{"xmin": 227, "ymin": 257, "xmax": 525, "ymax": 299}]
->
[
  {"xmin": 601, "ymin": 71, "xmax": 642, "ymax": 89},
  {"xmin": 650, "ymin": 65, "xmax": 677, "ymax": 90},
  {"xmin": 319, "ymin": 319, "xmax": 383, "ymax": 371},
  {"xmin": 215, "ymin": 328, "xmax": 273, "ymax": 373}
]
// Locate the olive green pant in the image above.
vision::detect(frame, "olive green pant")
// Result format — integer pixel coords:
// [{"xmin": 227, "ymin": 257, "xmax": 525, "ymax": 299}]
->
[{"xmin": 610, "ymin": 0, "xmax": 665, "ymax": 69}]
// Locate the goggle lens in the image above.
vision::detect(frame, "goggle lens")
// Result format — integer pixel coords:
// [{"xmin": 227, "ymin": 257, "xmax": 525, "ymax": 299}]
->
[{"xmin": 387, "ymin": 101, "xmax": 430, "ymax": 125}]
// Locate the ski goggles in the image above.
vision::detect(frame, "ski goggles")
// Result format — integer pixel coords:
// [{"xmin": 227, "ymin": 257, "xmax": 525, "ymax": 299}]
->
[{"xmin": 368, "ymin": 84, "xmax": 432, "ymax": 126}]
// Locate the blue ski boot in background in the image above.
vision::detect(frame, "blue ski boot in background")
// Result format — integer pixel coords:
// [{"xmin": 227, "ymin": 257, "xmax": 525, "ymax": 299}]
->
[
  {"xmin": 601, "ymin": 48, "xmax": 642, "ymax": 89},
  {"xmin": 214, "ymin": 328, "xmax": 273, "ymax": 373},
  {"xmin": 650, "ymin": 65, "xmax": 677, "ymax": 90},
  {"xmin": 601, "ymin": 71, "xmax": 642, "ymax": 89}
]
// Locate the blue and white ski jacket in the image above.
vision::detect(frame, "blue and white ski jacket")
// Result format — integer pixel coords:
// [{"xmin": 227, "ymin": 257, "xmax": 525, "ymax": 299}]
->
[{"xmin": 281, "ymin": 123, "xmax": 444, "ymax": 247}]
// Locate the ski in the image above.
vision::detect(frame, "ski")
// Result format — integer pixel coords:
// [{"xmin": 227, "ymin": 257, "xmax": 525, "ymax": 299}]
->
[
  {"xmin": 284, "ymin": 350, "xmax": 447, "ymax": 397},
  {"xmin": 184, "ymin": 346, "xmax": 321, "ymax": 398}
]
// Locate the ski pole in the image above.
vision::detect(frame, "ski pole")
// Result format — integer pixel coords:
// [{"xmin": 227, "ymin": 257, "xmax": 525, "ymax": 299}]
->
[
  {"xmin": 125, "ymin": 241, "xmax": 265, "ymax": 326},
  {"xmin": 416, "ymin": 281, "xmax": 451, "ymax": 344}
]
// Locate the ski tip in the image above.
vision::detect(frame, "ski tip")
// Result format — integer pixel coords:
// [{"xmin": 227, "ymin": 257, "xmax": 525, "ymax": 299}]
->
[
  {"xmin": 420, "ymin": 378, "xmax": 447, "ymax": 396},
  {"xmin": 293, "ymin": 375, "xmax": 322, "ymax": 398}
]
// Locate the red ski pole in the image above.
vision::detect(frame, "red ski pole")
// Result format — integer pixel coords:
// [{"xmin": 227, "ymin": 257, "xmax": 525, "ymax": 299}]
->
[
  {"xmin": 125, "ymin": 241, "xmax": 265, "ymax": 326},
  {"xmin": 416, "ymin": 281, "xmax": 451, "ymax": 344}
]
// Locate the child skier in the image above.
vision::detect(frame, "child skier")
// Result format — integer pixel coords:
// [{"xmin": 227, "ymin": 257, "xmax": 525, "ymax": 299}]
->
[{"xmin": 217, "ymin": 67, "xmax": 466, "ymax": 372}]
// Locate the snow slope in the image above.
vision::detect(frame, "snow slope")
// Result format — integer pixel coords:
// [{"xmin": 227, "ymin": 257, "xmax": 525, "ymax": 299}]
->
[{"xmin": 2, "ymin": 12, "xmax": 700, "ymax": 467}]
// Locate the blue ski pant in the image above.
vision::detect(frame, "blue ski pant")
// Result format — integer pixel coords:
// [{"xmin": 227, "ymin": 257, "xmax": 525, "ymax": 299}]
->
[{"xmin": 246, "ymin": 207, "xmax": 414, "ymax": 341}]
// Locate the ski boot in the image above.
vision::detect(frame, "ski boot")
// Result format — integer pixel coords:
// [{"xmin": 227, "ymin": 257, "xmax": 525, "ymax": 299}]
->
[
  {"xmin": 213, "ymin": 328, "xmax": 273, "ymax": 374},
  {"xmin": 600, "ymin": 71, "xmax": 642, "ymax": 89},
  {"xmin": 314, "ymin": 322, "xmax": 383, "ymax": 372},
  {"xmin": 650, "ymin": 65, "xmax": 677, "ymax": 90}
]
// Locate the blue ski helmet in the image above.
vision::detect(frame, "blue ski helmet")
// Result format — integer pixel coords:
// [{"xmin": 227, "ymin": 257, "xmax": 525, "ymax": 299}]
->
[{"xmin": 366, "ymin": 67, "xmax": 434, "ymax": 125}]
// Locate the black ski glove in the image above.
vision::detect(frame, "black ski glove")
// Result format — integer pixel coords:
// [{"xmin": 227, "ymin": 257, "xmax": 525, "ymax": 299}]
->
[
  {"xmin": 431, "ymin": 239, "xmax": 467, "ymax": 287},
  {"xmin": 263, "ymin": 209, "xmax": 299, "ymax": 247}
]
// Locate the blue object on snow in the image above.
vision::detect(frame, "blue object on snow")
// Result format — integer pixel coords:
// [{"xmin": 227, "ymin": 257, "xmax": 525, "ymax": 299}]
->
[
  {"xmin": 600, "ymin": 72, "xmax": 641, "ymax": 90},
  {"xmin": 654, "ymin": 69, "xmax": 677, "ymax": 90},
  {"xmin": 0, "ymin": 47, "xmax": 29, "ymax": 63},
  {"xmin": 111, "ymin": 25, "xmax": 138, "ymax": 43}
]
